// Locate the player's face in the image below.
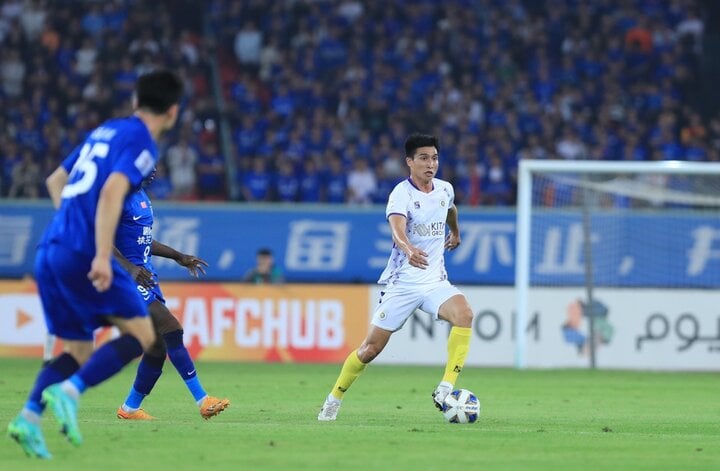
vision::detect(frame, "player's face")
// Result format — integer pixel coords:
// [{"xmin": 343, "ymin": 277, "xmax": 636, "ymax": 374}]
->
[
  {"xmin": 143, "ymin": 168, "xmax": 157, "ymax": 187},
  {"xmin": 406, "ymin": 146, "xmax": 439, "ymax": 183},
  {"xmin": 162, "ymin": 104, "xmax": 180, "ymax": 131}
]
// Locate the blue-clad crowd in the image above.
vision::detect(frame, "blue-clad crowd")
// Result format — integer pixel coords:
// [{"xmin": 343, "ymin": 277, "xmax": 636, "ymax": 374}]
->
[{"xmin": 1, "ymin": 0, "xmax": 715, "ymax": 205}]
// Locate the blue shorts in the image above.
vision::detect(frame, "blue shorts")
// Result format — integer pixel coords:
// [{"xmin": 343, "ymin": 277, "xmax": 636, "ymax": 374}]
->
[
  {"xmin": 135, "ymin": 274, "xmax": 165, "ymax": 306},
  {"xmin": 35, "ymin": 243, "xmax": 149, "ymax": 341}
]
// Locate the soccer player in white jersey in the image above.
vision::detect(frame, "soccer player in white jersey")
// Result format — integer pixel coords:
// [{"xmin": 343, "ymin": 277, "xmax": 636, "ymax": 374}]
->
[{"xmin": 318, "ymin": 132, "xmax": 474, "ymax": 421}]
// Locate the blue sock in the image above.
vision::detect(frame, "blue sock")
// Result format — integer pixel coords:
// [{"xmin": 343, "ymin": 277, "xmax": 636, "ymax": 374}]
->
[
  {"xmin": 164, "ymin": 330, "xmax": 206, "ymax": 402},
  {"xmin": 124, "ymin": 387, "xmax": 145, "ymax": 410},
  {"xmin": 124, "ymin": 353, "xmax": 165, "ymax": 409},
  {"xmin": 24, "ymin": 353, "xmax": 79, "ymax": 414},
  {"xmin": 73, "ymin": 335, "xmax": 143, "ymax": 393}
]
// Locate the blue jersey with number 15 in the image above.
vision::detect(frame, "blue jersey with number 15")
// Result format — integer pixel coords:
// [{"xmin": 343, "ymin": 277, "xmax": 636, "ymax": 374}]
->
[{"xmin": 43, "ymin": 116, "xmax": 157, "ymax": 256}]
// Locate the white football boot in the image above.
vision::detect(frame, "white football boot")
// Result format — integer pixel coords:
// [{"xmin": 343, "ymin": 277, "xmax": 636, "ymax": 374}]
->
[
  {"xmin": 317, "ymin": 395, "xmax": 342, "ymax": 421},
  {"xmin": 431, "ymin": 381, "xmax": 453, "ymax": 411}
]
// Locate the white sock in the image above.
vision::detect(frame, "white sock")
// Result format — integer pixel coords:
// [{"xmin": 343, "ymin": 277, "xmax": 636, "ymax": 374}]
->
[
  {"xmin": 326, "ymin": 394, "xmax": 341, "ymax": 404},
  {"xmin": 196, "ymin": 395, "xmax": 208, "ymax": 407},
  {"xmin": 21, "ymin": 408, "xmax": 41, "ymax": 425},
  {"xmin": 60, "ymin": 380, "xmax": 81, "ymax": 400},
  {"xmin": 121, "ymin": 404, "xmax": 138, "ymax": 413},
  {"xmin": 437, "ymin": 381, "xmax": 453, "ymax": 391}
]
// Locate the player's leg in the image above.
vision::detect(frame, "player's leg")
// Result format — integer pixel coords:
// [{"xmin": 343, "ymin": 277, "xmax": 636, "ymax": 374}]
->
[
  {"xmin": 7, "ymin": 245, "xmax": 90, "ymax": 458},
  {"xmin": 319, "ymin": 287, "xmax": 417, "ymax": 421},
  {"xmin": 429, "ymin": 289, "xmax": 473, "ymax": 409},
  {"xmin": 117, "ymin": 331, "xmax": 166, "ymax": 420},
  {"xmin": 43, "ymin": 333, "xmax": 57, "ymax": 365},
  {"xmin": 40, "ymin": 248, "xmax": 156, "ymax": 444},
  {"xmin": 43, "ymin": 315, "xmax": 155, "ymax": 445},
  {"xmin": 151, "ymin": 300, "xmax": 229, "ymax": 419},
  {"xmin": 8, "ymin": 341, "xmax": 91, "ymax": 459},
  {"xmin": 318, "ymin": 326, "xmax": 393, "ymax": 421},
  {"xmin": 334, "ymin": 326, "xmax": 392, "ymax": 398}
]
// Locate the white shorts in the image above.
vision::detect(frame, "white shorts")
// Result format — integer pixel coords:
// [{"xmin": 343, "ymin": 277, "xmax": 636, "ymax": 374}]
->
[{"xmin": 371, "ymin": 280, "xmax": 463, "ymax": 332}]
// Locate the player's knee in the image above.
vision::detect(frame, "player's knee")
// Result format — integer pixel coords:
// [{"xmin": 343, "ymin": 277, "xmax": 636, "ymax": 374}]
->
[
  {"xmin": 150, "ymin": 302, "xmax": 182, "ymax": 335},
  {"xmin": 65, "ymin": 342, "xmax": 93, "ymax": 365},
  {"xmin": 157, "ymin": 316, "xmax": 182, "ymax": 336},
  {"xmin": 146, "ymin": 337, "xmax": 167, "ymax": 358},
  {"xmin": 454, "ymin": 307, "xmax": 473, "ymax": 328},
  {"xmin": 137, "ymin": 328, "xmax": 157, "ymax": 352}
]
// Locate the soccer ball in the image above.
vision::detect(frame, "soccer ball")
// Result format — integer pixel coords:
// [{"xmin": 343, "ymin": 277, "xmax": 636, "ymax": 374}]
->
[{"xmin": 442, "ymin": 389, "xmax": 480, "ymax": 424}]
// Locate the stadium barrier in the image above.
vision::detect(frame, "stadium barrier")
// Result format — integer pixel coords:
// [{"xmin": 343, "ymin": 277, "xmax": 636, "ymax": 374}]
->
[
  {"xmin": 4, "ymin": 201, "xmax": 720, "ymax": 286},
  {"xmin": 1, "ymin": 280, "xmax": 717, "ymax": 370}
]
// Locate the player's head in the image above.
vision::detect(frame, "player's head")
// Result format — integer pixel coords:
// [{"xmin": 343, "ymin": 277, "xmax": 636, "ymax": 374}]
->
[
  {"xmin": 405, "ymin": 133, "xmax": 439, "ymax": 158},
  {"xmin": 142, "ymin": 167, "xmax": 157, "ymax": 187},
  {"xmin": 133, "ymin": 69, "xmax": 183, "ymax": 131},
  {"xmin": 256, "ymin": 248, "xmax": 274, "ymax": 271},
  {"xmin": 405, "ymin": 132, "xmax": 439, "ymax": 182}
]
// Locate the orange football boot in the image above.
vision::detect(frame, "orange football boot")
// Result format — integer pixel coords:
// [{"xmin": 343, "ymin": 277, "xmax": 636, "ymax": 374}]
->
[
  {"xmin": 199, "ymin": 396, "xmax": 230, "ymax": 419},
  {"xmin": 116, "ymin": 408, "xmax": 156, "ymax": 420}
]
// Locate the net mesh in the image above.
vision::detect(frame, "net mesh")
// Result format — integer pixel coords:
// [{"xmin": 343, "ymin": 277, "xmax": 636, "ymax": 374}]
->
[{"xmin": 529, "ymin": 170, "xmax": 720, "ymax": 288}]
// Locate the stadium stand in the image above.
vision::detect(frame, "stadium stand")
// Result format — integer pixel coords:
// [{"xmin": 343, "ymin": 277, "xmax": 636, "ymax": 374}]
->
[{"xmin": 1, "ymin": 0, "xmax": 717, "ymax": 205}]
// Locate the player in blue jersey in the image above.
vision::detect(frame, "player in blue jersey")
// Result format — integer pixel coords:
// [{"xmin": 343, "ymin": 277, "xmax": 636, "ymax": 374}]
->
[
  {"xmin": 44, "ymin": 167, "xmax": 230, "ymax": 420},
  {"xmin": 7, "ymin": 69, "xmax": 184, "ymax": 459},
  {"xmin": 112, "ymin": 184, "xmax": 230, "ymax": 420}
]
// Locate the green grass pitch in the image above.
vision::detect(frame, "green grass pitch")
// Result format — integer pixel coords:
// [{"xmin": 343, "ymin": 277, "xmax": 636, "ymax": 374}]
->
[{"xmin": 1, "ymin": 358, "xmax": 718, "ymax": 470}]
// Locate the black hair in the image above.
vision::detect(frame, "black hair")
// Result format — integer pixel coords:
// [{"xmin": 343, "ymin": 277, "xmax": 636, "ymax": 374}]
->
[
  {"xmin": 257, "ymin": 248, "xmax": 273, "ymax": 256},
  {"xmin": 404, "ymin": 132, "xmax": 439, "ymax": 158},
  {"xmin": 135, "ymin": 69, "xmax": 183, "ymax": 114}
]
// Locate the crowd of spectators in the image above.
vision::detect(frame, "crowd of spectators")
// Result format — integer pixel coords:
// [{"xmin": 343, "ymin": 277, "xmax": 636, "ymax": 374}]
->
[
  {"xmin": 0, "ymin": 0, "xmax": 716, "ymax": 206},
  {"xmin": 0, "ymin": 0, "xmax": 217, "ymax": 200}
]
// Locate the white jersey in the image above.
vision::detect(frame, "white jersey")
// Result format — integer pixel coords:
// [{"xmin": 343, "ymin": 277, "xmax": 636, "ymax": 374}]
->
[{"xmin": 378, "ymin": 178, "xmax": 454, "ymax": 285}]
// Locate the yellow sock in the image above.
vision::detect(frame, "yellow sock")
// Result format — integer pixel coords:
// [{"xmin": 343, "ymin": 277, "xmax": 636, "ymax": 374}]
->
[
  {"xmin": 442, "ymin": 326, "xmax": 472, "ymax": 385},
  {"xmin": 330, "ymin": 349, "xmax": 367, "ymax": 400}
]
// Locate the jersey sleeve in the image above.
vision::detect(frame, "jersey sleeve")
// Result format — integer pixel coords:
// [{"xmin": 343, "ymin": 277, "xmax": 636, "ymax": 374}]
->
[
  {"xmin": 60, "ymin": 144, "xmax": 83, "ymax": 173},
  {"xmin": 386, "ymin": 183, "xmax": 410, "ymax": 219},
  {"xmin": 114, "ymin": 134, "xmax": 157, "ymax": 188}
]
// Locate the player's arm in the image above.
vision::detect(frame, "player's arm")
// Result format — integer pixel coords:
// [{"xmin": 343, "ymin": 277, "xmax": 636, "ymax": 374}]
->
[
  {"xmin": 48, "ymin": 143, "xmax": 84, "ymax": 208},
  {"xmin": 45, "ymin": 166, "xmax": 69, "ymax": 209},
  {"xmin": 151, "ymin": 240, "xmax": 208, "ymax": 277},
  {"xmin": 388, "ymin": 214, "xmax": 428, "ymax": 269},
  {"xmin": 88, "ymin": 172, "xmax": 131, "ymax": 292},
  {"xmin": 113, "ymin": 246, "xmax": 155, "ymax": 288},
  {"xmin": 444, "ymin": 204, "xmax": 461, "ymax": 251}
]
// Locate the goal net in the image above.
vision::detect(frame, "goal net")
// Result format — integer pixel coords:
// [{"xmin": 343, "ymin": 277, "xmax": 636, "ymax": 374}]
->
[{"xmin": 514, "ymin": 160, "xmax": 720, "ymax": 369}]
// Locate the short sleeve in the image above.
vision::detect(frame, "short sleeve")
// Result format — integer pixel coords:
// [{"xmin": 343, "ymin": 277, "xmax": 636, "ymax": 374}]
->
[
  {"xmin": 60, "ymin": 144, "xmax": 82, "ymax": 173},
  {"xmin": 114, "ymin": 135, "xmax": 157, "ymax": 188},
  {"xmin": 386, "ymin": 183, "xmax": 410, "ymax": 219}
]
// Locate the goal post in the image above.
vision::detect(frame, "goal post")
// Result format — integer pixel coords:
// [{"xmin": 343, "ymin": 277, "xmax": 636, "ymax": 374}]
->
[{"xmin": 514, "ymin": 159, "xmax": 720, "ymax": 369}]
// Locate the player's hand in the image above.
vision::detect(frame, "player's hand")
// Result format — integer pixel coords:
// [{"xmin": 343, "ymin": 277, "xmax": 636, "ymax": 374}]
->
[
  {"xmin": 406, "ymin": 246, "xmax": 429, "ymax": 269},
  {"xmin": 445, "ymin": 231, "xmax": 461, "ymax": 251},
  {"xmin": 176, "ymin": 254, "xmax": 208, "ymax": 277},
  {"xmin": 129, "ymin": 265, "xmax": 155, "ymax": 288},
  {"xmin": 88, "ymin": 256, "xmax": 112, "ymax": 292}
]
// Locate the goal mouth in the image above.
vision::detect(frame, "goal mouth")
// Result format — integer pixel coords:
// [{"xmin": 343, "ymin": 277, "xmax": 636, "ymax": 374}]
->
[{"xmin": 513, "ymin": 160, "xmax": 720, "ymax": 369}]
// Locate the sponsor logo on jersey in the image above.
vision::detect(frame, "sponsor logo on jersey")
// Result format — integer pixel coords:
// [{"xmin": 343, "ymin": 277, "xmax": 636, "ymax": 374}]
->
[{"xmin": 412, "ymin": 222, "xmax": 446, "ymax": 237}]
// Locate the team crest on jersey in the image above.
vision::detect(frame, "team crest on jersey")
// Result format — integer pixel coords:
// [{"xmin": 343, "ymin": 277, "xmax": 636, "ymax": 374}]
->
[
  {"xmin": 441, "ymin": 200, "xmax": 446, "ymax": 206},
  {"xmin": 140, "ymin": 201, "xmax": 147, "ymax": 208},
  {"xmin": 414, "ymin": 201, "xmax": 420, "ymax": 209}
]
